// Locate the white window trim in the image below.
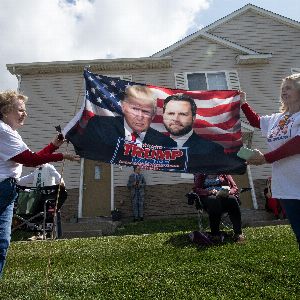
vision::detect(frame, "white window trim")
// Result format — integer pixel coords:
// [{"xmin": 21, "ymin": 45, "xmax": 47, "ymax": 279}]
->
[
  {"xmin": 291, "ymin": 68, "xmax": 300, "ymax": 74},
  {"xmin": 186, "ymin": 70, "xmax": 229, "ymax": 90}
]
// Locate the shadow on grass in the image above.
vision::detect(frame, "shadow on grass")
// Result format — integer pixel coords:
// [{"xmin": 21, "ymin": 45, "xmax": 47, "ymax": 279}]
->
[
  {"xmin": 165, "ymin": 232, "xmax": 195, "ymax": 249},
  {"xmin": 165, "ymin": 231, "xmax": 237, "ymax": 250},
  {"xmin": 114, "ymin": 217, "xmax": 201, "ymax": 236}
]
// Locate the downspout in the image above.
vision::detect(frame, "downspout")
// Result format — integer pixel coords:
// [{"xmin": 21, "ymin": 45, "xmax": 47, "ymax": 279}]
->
[
  {"xmin": 247, "ymin": 165, "xmax": 258, "ymax": 209},
  {"xmin": 78, "ymin": 158, "xmax": 84, "ymax": 218},
  {"xmin": 111, "ymin": 165, "xmax": 114, "ymax": 210}
]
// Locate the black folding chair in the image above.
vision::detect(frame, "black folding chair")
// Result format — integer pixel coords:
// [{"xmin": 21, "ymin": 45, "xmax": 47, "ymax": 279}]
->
[
  {"xmin": 12, "ymin": 185, "xmax": 67, "ymax": 239},
  {"xmin": 186, "ymin": 188, "xmax": 251, "ymax": 231}
]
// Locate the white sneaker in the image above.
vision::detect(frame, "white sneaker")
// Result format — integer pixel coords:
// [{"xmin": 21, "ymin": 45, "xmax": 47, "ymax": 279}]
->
[{"xmin": 27, "ymin": 234, "xmax": 44, "ymax": 241}]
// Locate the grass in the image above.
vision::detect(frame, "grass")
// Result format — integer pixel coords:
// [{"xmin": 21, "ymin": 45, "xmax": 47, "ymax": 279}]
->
[{"xmin": 1, "ymin": 218, "xmax": 300, "ymax": 300}]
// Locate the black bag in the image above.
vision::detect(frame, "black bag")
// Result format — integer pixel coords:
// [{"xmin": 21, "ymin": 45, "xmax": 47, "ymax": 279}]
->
[{"xmin": 188, "ymin": 231, "xmax": 214, "ymax": 246}]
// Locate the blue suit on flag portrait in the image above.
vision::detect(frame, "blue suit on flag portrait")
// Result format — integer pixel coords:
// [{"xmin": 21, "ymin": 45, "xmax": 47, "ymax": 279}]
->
[{"xmin": 183, "ymin": 132, "xmax": 246, "ymax": 174}]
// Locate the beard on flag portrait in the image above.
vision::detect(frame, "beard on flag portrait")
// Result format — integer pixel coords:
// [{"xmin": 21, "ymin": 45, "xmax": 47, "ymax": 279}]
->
[{"xmin": 63, "ymin": 70, "xmax": 246, "ymax": 174}]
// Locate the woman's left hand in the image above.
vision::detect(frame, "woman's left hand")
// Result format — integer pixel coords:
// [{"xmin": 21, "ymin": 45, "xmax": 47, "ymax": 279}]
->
[
  {"xmin": 52, "ymin": 134, "xmax": 65, "ymax": 147},
  {"xmin": 246, "ymin": 149, "xmax": 266, "ymax": 165}
]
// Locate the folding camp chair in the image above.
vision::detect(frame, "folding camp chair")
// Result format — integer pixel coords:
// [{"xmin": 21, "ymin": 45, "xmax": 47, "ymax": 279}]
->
[
  {"xmin": 12, "ymin": 185, "xmax": 67, "ymax": 239},
  {"xmin": 186, "ymin": 188, "xmax": 251, "ymax": 231}
]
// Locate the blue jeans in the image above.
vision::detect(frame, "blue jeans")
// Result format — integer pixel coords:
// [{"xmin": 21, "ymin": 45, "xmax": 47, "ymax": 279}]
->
[
  {"xmin": 132, "ymin": 190, "xmax": 144, "ymax": 219},
  {"xmin": 0, "ymin": 178, "xmax": 17, "ymax": 278},
  {"xmin": 280, "ymin": 199, "xmax": 300, "ymax": 249}
]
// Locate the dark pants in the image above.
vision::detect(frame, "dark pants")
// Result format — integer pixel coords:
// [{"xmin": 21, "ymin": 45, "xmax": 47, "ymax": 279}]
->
[
  {"xmin": 280, "ymin": 199, "xmax": 300, "ymax": 250},
  {"xmin": 201, "ymin": 195, "xmax": 242, "ymax": 235}
]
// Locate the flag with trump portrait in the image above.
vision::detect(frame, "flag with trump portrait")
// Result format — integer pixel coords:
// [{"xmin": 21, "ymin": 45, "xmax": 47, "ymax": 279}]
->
[{"xmin": 64, "ymin": 70, "xmax": 246, "ymax": 174}]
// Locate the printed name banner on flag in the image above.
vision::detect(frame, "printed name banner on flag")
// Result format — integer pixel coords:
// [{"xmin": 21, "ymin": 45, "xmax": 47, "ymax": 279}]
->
[{"xmin": 64, "ymin": 70, "xmax": 246, "ymax": 174}]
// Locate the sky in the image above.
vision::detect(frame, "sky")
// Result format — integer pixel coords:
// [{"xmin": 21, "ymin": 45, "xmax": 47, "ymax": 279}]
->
[{"xmin": 0, "ymin": 0, "xmax": 299, "ymax": 90}]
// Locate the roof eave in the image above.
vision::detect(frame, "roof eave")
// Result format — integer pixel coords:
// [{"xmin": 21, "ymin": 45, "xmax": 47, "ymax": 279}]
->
[{"xmin": 7, "ymin": 57, "xmax": 173, "ymax": 76}]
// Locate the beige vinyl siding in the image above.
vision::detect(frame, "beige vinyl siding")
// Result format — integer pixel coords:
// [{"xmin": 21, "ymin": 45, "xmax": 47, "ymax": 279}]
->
[
  {"xmin": 168, "ymin": 39, "xmax": 242, "ymax": 72},
  {"xmin": 209, "ymin": 10, "xmax": 300, "ymax": 54},
  {"xmin": 19, "ymin": 73, "xmax": 84, "ymax": 188}
]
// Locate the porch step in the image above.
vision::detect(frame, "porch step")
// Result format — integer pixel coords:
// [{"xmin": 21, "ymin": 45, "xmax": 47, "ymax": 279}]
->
[
  {"xmin": 249, "ymin": 219, "xmax": 289, "ymax": 227},
  {"xmin": 61, "ymin": 217, "xmax": 121, "ymax": 239},
  {"xmin": 241, "ymin": 208, "xmax": 288, "ymax": 227}
]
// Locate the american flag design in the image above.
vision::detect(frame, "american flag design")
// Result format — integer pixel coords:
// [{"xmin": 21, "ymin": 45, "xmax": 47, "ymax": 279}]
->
[{"xmin": 64, "ymin": 70, "xmax": 246, "ymax": 174}]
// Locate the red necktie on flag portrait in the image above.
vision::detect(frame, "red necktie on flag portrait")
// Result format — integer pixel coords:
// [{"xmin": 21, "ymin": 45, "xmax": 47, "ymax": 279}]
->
[
  {"xmin": 131, "ymin": 132, "xmax": 139, "ymax": 142},
  {"xmin": 64, "ymin": 70, "xmax": 246, "ymax": 175}
]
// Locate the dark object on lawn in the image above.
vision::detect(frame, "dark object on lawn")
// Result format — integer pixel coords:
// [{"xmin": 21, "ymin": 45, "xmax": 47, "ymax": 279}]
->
[
  {"xmin": 188, "ymin": 231, "xmax": 214, "ymax": 246},
  {"xmin": 111, "ymin": 209, "xmax": 122, "ymax": 221}
]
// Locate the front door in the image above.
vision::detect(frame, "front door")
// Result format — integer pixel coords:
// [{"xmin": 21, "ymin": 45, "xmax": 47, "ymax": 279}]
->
[{"xmin": 82, "ymin": 159, "xmax": 111, "ymax": 217}]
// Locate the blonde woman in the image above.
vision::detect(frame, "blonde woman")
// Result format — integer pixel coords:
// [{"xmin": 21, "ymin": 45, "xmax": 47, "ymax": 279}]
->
[
  {"xmin": 0, "ymin": 90, "xmax": 79, "ymax": 277},
  {"xmin": 240, "ymin": 73, "xmax": 300, "ymax": 250}
]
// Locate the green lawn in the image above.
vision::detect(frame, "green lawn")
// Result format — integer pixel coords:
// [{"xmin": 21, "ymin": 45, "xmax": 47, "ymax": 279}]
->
[{"xmin": 1, "ymin": 219, "xmax": 299, "ymax": 300}]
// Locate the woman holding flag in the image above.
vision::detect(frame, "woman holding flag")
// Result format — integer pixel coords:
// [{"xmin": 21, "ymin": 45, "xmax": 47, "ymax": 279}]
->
[
  {"xmin": 240, "ymin": 73, "xmax": 300, "ymax": 250},
  {"xmin": 0, "ymin": 90, "xmax": 79, "ymax": 278}
]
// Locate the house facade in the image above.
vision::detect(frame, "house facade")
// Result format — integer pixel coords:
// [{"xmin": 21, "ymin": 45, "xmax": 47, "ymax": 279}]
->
[{"xmin": 7, "ymin": 4, "xmax": 300, "ymax": 221}]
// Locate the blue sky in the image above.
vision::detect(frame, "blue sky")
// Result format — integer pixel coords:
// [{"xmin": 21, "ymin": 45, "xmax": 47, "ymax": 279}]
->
[
  {"xmin": 192, "ymin": 0, "xmax": 299, "ymax": 30},
  {"xmin": 0, "ymin": 0, "xmax": 299, "ymax": 90}
]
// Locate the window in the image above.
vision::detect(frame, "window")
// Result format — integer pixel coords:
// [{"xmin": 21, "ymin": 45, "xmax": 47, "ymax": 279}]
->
[{"xmin": 187, "ymin": 72, "xmax": 228, "ymax": 90}]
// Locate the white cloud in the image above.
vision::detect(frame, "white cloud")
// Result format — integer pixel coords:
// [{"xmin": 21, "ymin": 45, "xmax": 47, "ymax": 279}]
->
[{"xmin": 0, "ymin": 0, "xmax": 211, "ymax": 90}]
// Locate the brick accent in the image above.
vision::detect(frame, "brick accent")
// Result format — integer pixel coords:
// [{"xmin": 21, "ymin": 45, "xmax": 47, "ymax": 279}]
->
[
  {"xmin": 60, "ymin": 180, "xmax": 271, "ymax": 223},
  {"xmin": 60, "ymin": 188, "xmax": 79, "ymax": 222},
  {"xmin": 114, "ymin": 183, "xmax": 197, "ymax": 220}
]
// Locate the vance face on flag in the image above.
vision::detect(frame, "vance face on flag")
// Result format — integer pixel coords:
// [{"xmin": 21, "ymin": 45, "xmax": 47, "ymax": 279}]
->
[{"xmin": 64, "ymin": 70, "xmax": 246, "ymax": 174}]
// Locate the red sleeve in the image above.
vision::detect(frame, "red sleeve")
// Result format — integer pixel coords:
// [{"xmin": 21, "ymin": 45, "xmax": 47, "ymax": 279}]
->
[
  {"xmin": 241, "ymin": 103, "xmax": 261, "ymax": 128},
  {"xmin": 264, "ymin": 136, "xmax": 300, "ymax": 163},
  {"xmin": 193, "ymin": 174, "xmax": 210, "ymax": 196},
  {"xmin": 11, "ymin": 149, "xmax": 63, "ymax": 167},
  {"xmin": 36, "ymin": 143, "xmax": 59, "ymax": 156}
]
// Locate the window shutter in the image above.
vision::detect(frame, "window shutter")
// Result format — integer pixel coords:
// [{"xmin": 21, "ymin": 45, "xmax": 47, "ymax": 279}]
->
[
  {"xmin": 121, "ymin": 75, "xmax": 132, "ymax": 81},
  {"xmin": 174, "ymin": 72, "xmax": 188, "ymax": 89},
  {"xmin": 226, "ymin": 70, "xmax": 241, "ymax": 90}
]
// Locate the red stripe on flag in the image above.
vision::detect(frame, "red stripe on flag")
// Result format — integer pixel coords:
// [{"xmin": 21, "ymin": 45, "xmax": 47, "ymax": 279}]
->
[
  {"xmin": 195, "ymin": 101, "xmax": 240, "ymax": 117},
  {"xmin": 195, "ymin": 132, "xmax": 242, "ymax": 142}
]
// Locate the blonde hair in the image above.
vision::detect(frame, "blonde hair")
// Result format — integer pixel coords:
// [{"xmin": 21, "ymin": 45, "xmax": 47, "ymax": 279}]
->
[
  {"xmin": 0, "ymin": 90, "xmax": 28, "ymax": 119},
  {"xmin": 279, "ymin": 73, "xmax": 300, "ymax": 113},
  {"xmin": 124, "ymin": 85, "xmax": 156, "ymax": 114}
]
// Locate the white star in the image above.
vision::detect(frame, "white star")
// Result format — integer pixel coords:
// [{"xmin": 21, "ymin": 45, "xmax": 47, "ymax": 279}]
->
[
  {"xmin": 110, "ymin": 80, "xmax": 116, "ymax": 86},
  {"xmin": 110, "ymin": 92, "xmax": 116, "ymax": 98},
  {"xmin": 97, "ymin": 97, "xmax": 102, "ymax": 104},
  {"xmin": 88, "ymin": 76, "xmax": 94, "ymax": 81},
  {"xmin": 91, "ymin": 88, "xmax": 96, "ymax": 94}
]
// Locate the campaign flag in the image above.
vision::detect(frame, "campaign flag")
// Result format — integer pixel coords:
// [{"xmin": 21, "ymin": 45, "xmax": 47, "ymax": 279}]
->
[{"xmin": 64, "ymin": 70, "xmax": 246, "ymax": 174}]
